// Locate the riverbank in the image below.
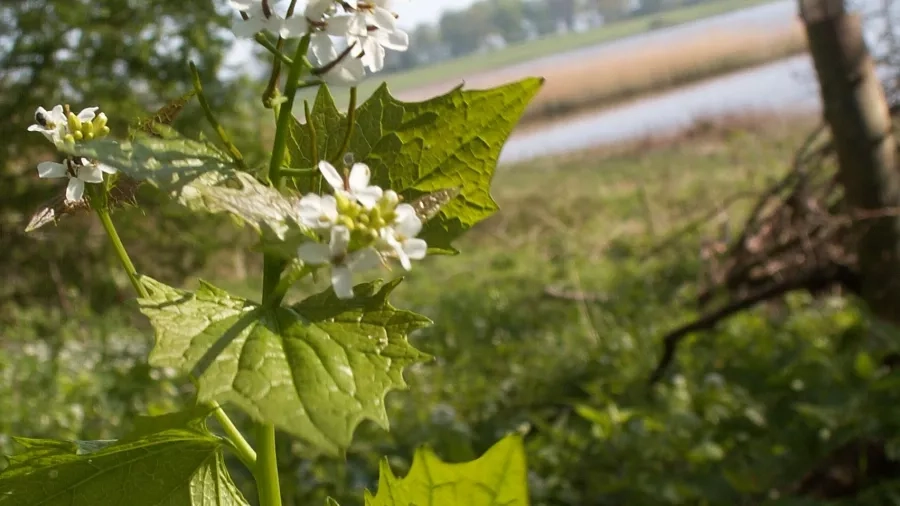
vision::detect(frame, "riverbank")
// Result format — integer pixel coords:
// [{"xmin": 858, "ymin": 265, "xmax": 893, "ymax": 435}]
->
[
  {"xmin": 518, "ymin": 24, "xmax": 807, "ymax": 126},
  {"xmin": 381, "ymin": 0, "xmax": 784, "ymax": 93}
]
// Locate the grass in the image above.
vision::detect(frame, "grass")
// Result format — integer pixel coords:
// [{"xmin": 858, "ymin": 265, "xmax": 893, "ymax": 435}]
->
[
  {"xmin": 377, "ymin": 0, "xmax": 782, "ymax": 93},
  {"xmin": 518, "ymin": 25, "xmax": 807, "ymax": 125}
]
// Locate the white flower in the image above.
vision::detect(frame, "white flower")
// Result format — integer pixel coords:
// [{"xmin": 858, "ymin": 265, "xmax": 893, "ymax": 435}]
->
[
  {"xmin": 305, "ymin": 0, "xmax": 335, "ymax": 21},
  {"xmin": 37, "ymin": 159, "xmax": 105, "ymax": 202},
  {"xmin": 27, "ymin": 106, "xmax": 67, "ymax": 145},
  {"xmin": 297, "ymin": 226, "xmax": 382, "ymax": 299},
  {"xmin": 378, "ymin": 203, "xmax": 427, "ymax": 270},
  {"xmin": 230, "ymin": 0, "xmax": 288, "ymax": 39},
  {"xmin": 321, "ymin": 54, "xmax": 366, "ymax": 85},
  {"xmin": 318, "ymin": 161, "xmax": 382, "ymax": 209},
  {"xmin": 327, "ymin": 2, "xmax": 409, "ymax": 72},
  {"xmin": 296, "ymin": 193, "xmax": 338, "ymax": 230},
  {"xmin": 27, "ymin": 106, "xmax": 101, "ymax": 145}
]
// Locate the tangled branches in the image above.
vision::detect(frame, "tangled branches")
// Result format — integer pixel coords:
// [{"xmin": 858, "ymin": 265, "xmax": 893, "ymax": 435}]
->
[{"xmin": 648, "ymin": 120, "xmax": 894, "ymax": 384}]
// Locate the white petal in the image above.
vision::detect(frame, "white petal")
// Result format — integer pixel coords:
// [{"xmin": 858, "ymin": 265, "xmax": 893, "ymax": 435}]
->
[
  {"xmin": 310, "ymin": 32, "xmax": 337, "ymax": 64},
  {"xmin": 370, "ymin": 7, "xmax": 397, "ymax": 31},
  {"xmin": 37, "ymin": 161, "xmax": 67, "ymax": 179},
  {"xmin": 378, "ymin": 228, "xmax": 405, "ymax": 257},
  {"xmin": 305, "ymin": 0, "xmax": 333, "ymax": 20},
  {"xmin": 325, "ymin": 15, "xmax": 355, "ymax": 37},
  {"xmin": 354, "ymin": 186, "xmax": 383, "ymax": 209},
  {"xmin": 76, "ymin": 107, "xmax": 99, "ymax": 122},
  {"xmin": 382, "ymin": 190, "xmax": 399, "ymax": 206},
  {"xmin": 322, "ymin": 56, "xmax": 366, "ymax": 85},
  {"xmin": 49, "ymin": 105, "xmax": 66, "ymax": 122},
  {"xmin": 297, "ymin": 242, "xmax": 331, "ymax": 265},
  {"xmin": 403, "ymin": 238, "xmax": 427, "ymax": 261},
  {"xmin": 232, "ymin": 16, "xmax": 267, "ymax": 38},
  {"xmin": 347, "ymin": 163, "xmax": 371, "ymax": 190},
  {"xmin": 66, "ymin": 178, "xmax": 85, "ymax": 202},
  {"xmin": 78, "ymin": 164, "xmax": 104, "ymax": 183},
  {"xmin": 319, "ymin": 195, "xmax": 338, "ymax": 219},
  {"xmin": 228, "ymin": 0, "xmax": 256, "ymax": 10},
  {"xmin": 281, "ymin": 16, "xmax": 309, "ymax": 39},
  {"xmin": 361, "ymin": 39, "xmax": 385, "ymax": 72},
  {"xmin": 318, "ymin": 160, "xmax": 345, "ymax": 191},
  {"xmin": 331, "ymin": 265, "xmax": 355, "ymax": 299},
  {"xmin": 378, "ymin": 28, "xmax": 408, "ymax": 51},
  {"xmin": 98, "ymin": 163, "xmax": 118, "ymax": 175},
  {"xmin": 349, "ymin": 247, "xmax": 384, "ymax": 272},
  {"xmin": 394, "ymin": 203, "xmax": 423, "ymax": 237},
  {"xmin": 328, "ymin": 225, "xmax": 350, "ymax": 257}
]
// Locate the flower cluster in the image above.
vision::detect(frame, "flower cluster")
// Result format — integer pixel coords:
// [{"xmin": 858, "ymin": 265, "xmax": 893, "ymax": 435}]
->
[
  {"xmin": 296, "ymin": 160, "xmax": 427, "ymax": 299},
  {"xmin": 229, "ymin": 0, "xmax": 409, "ymax": 84},
  {"xmin": 28, "ymin": 105, "xmax": 116, "ymax": 202}
]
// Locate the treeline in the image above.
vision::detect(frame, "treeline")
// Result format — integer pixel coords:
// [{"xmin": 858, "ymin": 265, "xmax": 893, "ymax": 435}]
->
[{"xmin": 384, "ymin": 0, "xmax": 727, "ymax": 72}]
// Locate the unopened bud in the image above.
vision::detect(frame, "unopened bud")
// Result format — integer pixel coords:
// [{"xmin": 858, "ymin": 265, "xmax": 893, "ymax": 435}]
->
[{"xmin": 67, "ymin": 112, "xmax": 82, "ymax": 133}]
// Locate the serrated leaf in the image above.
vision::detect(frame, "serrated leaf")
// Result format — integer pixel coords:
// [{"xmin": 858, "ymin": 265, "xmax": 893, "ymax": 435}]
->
[
  {"xmin": 288, "ymin": 79, "xmax": 543, "ymax": 253},
  {"xmin": 63, "ymin": 131, "xmax": 311, "ymax": 241},
  {"xmin": 0, "ymin": 406, "xmax": 248, "ymax": 506},
  {"xmin": 138, "ymin": 276, "xmax": 432, "ymax": 456},
  {"xmin": 63, "ymin": 130, "xmax": 235, "ymax": 192},
  {"xmin": 365, "ymin": 434, "xmax": 529, "ymax": 506}
]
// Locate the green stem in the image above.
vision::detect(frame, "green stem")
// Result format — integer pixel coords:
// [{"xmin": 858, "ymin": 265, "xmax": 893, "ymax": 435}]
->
[
  {"xmin": 267, "ymin": 34, "xmax": 311, "ymax": 186},
  {"xmin": 267, "ymin": 263, "xmax": 315, "ymax": 308},
  {"xmin": 281, "ymin": 167, "xmax": 316, "ymax": 177},
  {"xmin": 332, "ymin": 86, "xmax": 357, "ymax": 164},
  {"xmin": 95, "ymin": 207, "xmax": 146, "ymax": 297},
  {"xmin": 212, "ymin": 403, "xmax": 257, "ymax": 468},
  {"xmin": 254, "ymin": 33, "xmax": 294, "ymax": 67},
  {"xmin": 189, "ymin": 61, "xmax": 246, "ymax": 170},
  {"xmin": 94, "ymin": 195, "xmax": 256, "ymax": 473},
  {"xmin": 254, "ymin": 423, "xmax": 283, "ymax": 506}
]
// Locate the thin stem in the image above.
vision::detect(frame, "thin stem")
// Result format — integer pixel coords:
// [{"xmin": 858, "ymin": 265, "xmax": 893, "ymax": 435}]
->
[
  {"xmin": 267, "ymin": 34, "xmax": 311, "ymax": 186},
  {"xmin": 303, "ymin": 100, "xmax": 318, "ymax": 166},
  {"xmin": 267, "ymin": 263, "xmax": 314, "ymax": 308},
  {"xmin": 254, "ymin": 423, "xmax": 283, "ymax": 506},
  {"xmin": 281, "ymin": 167, "xmax": 316, "ymax": 177},
  {"xmin": 93, "ymin": 190, "xmax": 255, "ymax": 474},
  {"xmin": 332, "ymin": 86, "xmax": 357, "ymax": 164},
  {"xmin": 95, "ymin": 207, "xmax": 146, "ymax": 297},
  {"xmin": 254, "ymin": 33, "xmax": 294, "ymax": 67},
  {"xmin": 212, "ymin": 403, "xmax": 257, "ymax": 469},
  {"xmin": 189, "ymin": 61, "xmax": 246, "ymax": 170}
]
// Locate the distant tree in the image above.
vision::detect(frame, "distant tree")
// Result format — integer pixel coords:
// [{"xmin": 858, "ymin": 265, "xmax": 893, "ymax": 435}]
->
[
  {"xmin": 489, "ymin": 0, "xmax": 528, "ymax": 44},
  {"xmin": 0, "ymin": 0, "xmax": 237, "ymax": 307}
]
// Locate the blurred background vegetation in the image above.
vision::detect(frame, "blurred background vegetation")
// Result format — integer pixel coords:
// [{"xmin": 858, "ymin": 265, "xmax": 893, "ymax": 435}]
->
[{"xmin": 6, "ymin": 0, "xmax": 900, "ymax": 505}]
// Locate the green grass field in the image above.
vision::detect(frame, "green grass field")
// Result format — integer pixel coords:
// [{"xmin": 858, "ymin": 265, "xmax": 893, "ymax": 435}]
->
[{"xmin": 379, "ymin": 0, "xmax": 782, "ymax": 92}]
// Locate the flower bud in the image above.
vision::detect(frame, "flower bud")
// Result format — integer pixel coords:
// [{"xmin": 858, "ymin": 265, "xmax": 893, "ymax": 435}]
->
[{"xmin": 67, "ymin": 112, "xmax": 82, "ymax": 133}]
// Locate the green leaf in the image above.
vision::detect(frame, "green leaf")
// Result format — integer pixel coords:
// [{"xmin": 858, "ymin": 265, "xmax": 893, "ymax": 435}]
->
[
  {"xmin": 66, "ymin": 132, "xmax": 312, "ymax": 243},
  {"xmin": 138, "ymin": 276, "xmax": 432, "ymax": 456},
  {"xmin": 0, "ymin": 406, "xmax": 248, "ymax": 506},
  {"xmin": 288, "ymin": 79, "xmax": 544, "ymax": 253},
  {"xmin": 365, "ymin": 434, "xmax": 529, "ymax": 506},
  {"xmin": 65, "ymin": 131, "xmax": 235, "ymax": 191}
]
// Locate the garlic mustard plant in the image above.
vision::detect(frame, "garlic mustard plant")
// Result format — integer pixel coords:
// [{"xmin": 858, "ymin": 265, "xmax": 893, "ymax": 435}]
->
[{"xmin": 4, "ymin": 2, "xmax": 543, "ymax": 505}]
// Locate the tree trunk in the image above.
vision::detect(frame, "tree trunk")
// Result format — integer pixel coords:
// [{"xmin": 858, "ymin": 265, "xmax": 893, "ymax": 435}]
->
[{"xmin": 799, "ymin": 0, "xmax": 900, "ymax": 323}]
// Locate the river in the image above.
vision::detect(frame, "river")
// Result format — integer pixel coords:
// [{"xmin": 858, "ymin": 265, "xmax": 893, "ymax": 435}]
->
[{"xmin": 471, "ymin": 0, "xmax": 895, "ymax": 164}]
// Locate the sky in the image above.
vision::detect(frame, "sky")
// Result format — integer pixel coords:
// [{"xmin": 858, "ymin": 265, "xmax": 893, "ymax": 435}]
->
[{"xmin": 393, "ymin": 0, "xmax": 479, "ymax": 28}]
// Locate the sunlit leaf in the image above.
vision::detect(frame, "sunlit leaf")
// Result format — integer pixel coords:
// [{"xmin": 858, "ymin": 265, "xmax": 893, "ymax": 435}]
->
[
  {"xmin": 137, "ymin": 276, "xmax": 431, "ymax": 456},
  {"xmin": 364, "ymin": 434, "xmax": 529, "ymax": 506},
  {"xmin": 288, "ymin": 79, "xmax": 543, "ymax": 253},
  {"xmin": 0, "ymin": 406, "xmax": 248, "ymax": 506}
]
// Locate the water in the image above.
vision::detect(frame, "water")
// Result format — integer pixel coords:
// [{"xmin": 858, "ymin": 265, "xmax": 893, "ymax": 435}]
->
[
  {"xmin": 500, "ymin": 56, "xmax": 820, "ymax": 165},
  {"xmin": 495, "ymin": 0, "xmax": 895, "ymax": 164}
]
